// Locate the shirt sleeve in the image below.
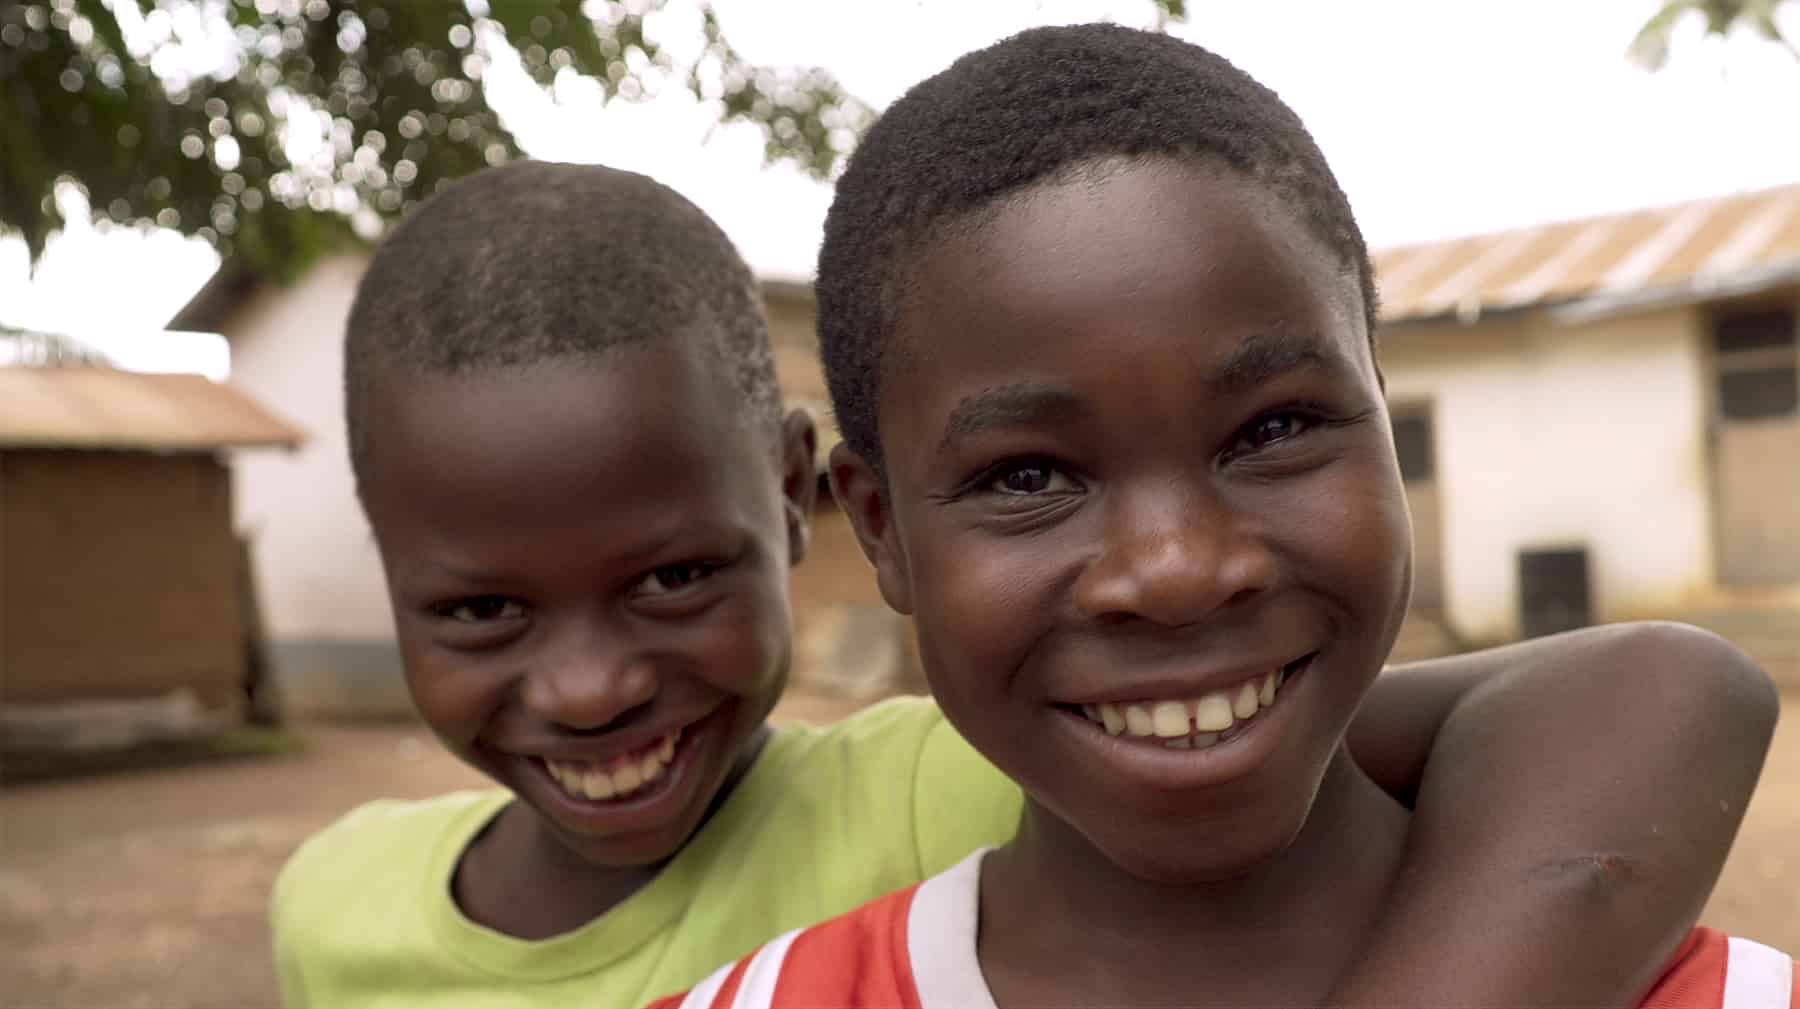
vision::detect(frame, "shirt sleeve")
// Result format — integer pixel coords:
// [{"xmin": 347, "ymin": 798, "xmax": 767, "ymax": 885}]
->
[
  {"xmin": 264, "ymin": 798, "xmax": 408, "ymax": 1008},
  {"xmin": 268, "ymin": 838, "xmax": 311, "ymax": 1007},
  {"xmin": 910, "ymin": 711, "xmax": 1022, "ymax": 876}
]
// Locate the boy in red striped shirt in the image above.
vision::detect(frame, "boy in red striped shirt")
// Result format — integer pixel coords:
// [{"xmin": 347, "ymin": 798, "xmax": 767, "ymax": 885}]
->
[{"xmin": 652, "ymin": 23, "xmax": 1791, "ymax": 1009}]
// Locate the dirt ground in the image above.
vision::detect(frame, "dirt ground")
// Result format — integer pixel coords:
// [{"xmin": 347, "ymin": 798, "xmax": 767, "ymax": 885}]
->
[{"xmin": 2, "ymin": 690, "xmax": 1796, "ymax": 1009}]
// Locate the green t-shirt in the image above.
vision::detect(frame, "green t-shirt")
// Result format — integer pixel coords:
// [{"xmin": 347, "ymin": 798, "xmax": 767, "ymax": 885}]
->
[{"xmin": 270, "ymin": 696, "xmax": 1021, "ymax": 1007}]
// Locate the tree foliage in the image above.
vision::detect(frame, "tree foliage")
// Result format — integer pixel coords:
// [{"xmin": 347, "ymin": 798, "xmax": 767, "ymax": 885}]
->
[
  {"xmin": 0, "ymin": 0, "xmax": 877, "ymax": 282},
  {"xmin": 0, "ymin": 0, "xmax": 1192, "ymax": 284},
  {"xmin": 1628, "ymin": 0, "xmax": 1800, "ymax": 70},
  {"xmin": 0, "ymin": 323, "xmax": 112, "ymax": 365}
]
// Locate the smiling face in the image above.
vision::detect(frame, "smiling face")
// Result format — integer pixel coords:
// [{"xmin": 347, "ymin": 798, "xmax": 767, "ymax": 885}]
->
[
  {"xmin": 833, "ymin": 158, "xmax": 1412, "ymax": 882},
  {"xmin": 360, "ymin": 338, "xmax": 814, "ymax": 868}
]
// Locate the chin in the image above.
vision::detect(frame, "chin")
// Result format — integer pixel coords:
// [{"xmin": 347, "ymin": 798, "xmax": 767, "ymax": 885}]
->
[
  {"xmin": 555, "ymin": 820, "xmax": 691, "ymax": 868},
  {"xmin": 1087, "ymin": 804, "xmax": 1310, "ymax": 885}
]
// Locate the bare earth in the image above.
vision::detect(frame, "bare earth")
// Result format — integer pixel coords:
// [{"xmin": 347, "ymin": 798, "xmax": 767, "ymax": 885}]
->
[{"xmin": 2, "ymin": 690, "xmax": 1796, "ymax": 1009}]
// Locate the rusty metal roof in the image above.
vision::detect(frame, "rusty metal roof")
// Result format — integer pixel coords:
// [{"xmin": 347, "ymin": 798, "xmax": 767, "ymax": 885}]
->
[
  {"xmin": 0, "ymin": 368, "xmax": 305, "ymax": 451},
  {"xmin": 1374, "ymin": 182, "xmax": 1800, "ymax": 323}
]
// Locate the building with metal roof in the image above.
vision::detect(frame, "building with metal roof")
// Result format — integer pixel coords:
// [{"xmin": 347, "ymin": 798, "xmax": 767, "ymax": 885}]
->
[
  {"xmin": 1374, "ymin": 185, "xmax": 1798, "ymax": 681},
  {"xmin": 1, "ymin": 363, "xmax": 305, "ymax": 739}
]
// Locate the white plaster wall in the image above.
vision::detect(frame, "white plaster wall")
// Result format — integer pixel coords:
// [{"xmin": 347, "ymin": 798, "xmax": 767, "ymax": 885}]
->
[
  {"xmin": 225, "ymin": 253, "xmax": 395, "ymax": 641},
  {"xmin": 1381, "ymin": 306, "xmax": 1713, "ymax": 641}
]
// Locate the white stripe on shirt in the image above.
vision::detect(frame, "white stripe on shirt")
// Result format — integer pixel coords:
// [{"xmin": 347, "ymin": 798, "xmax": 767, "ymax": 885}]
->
[
  {"xmin": 908, "ymin": 848, "xmax": 1000, "ymax": 1009},
  {"xmin": 676, "ymin": 957, "xmax": 737, "ymax": 1009},
  {"xmin": 725, "ymin": 927, "xmax": 803, "ymax": 1009},
  {"xmin": 1724, "ymin": 936, "xmax": 1794, "ymax": 1009}
]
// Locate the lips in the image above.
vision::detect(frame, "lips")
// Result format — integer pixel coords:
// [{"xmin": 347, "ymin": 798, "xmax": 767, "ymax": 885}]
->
[
  {"xmin": 499, "ymin": 702, "xmax": 731, "ymax": 832},
  {"xmin": 1020, "ymin": 653, "xmax": 1320, "ymax": 798},
  {"xmin": 1077, "ymin": 662, "xmax": 1291, "ymax": 750},
  {"xmin": 542, "ymin": 727, "xmax": 682, "ymax": 801}
]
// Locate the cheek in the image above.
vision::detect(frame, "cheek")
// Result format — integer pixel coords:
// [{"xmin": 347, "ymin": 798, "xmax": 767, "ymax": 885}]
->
[
  {"xmin": 689, "ymin": 581, "xmax": 793, "ymax": 697},
  {"xmin": 1284, "ymin": 461, "xmax": 1411, "ymax": 611},
  {"xmin": 908, "ymin": 525, "xmax": 1063, "ymax": 695},
  {"xmin": 399, "ymin": 643, "xmax": 508, "ymax": 750}
]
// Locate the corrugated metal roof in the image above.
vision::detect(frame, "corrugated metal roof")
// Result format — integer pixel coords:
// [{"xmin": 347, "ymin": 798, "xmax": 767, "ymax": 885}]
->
[
  {"xmin": 0, "ymin": 368, "xmax": 305, "ymax": 451},
  {"xmin": 1374, "ymin": 182, "xmax": 1800, "ymax": 323}
]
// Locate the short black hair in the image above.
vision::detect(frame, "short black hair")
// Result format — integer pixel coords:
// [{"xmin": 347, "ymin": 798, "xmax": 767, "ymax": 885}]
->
[
  {"xmin": 816, "ymin": 23, "xmax": 1378, "ymax": 475},
  {"xmin": 345, "ymin": 159, "xmax": 779, "ymax": 490}
]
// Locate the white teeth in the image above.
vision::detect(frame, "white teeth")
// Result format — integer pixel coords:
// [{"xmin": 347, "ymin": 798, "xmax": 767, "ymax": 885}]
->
[
  {"xmin": 1079, "ymin": 668, "xmax": 1289, "ymax": 747},
  {"xmin": 1124, "ymin": 704, "xmax": 1155, "ymax": 737},
  {"xmin": 583, "ymin": 767, "xmax": 616, "ymax": 800},
  {"xmin": 1151, "ymin": 700, "xmax": 1190, "ymax": 737},
  {"xmin": 1193, "ymin": 692, "xmax": 1235, "ymax": 732},
  {"xmin": 545, "ymin": 727, "xmax": 681, "ymax": 802},
  {"xmin": 1100, "ymin": 704, "xmax": 1125, "ymax": 735},
  {"xmin": 613, "ymin": 762, "xmax": 642, "ymax": 793},
  {"xmin": 1233, "ymin": 681, "xmax": 1260, "ymax": 719}
]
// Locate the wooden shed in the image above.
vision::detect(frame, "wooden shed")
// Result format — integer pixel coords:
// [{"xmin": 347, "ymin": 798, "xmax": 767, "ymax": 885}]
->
[{"xmin": 0, "ymin": 367, "xmax": 304, "ymax": 743}]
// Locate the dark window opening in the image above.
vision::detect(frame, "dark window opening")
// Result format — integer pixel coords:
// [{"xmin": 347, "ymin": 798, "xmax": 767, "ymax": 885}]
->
[
  {"xmin": 1392, "ymin": 413, "xmax": 1435, "ymax": 483},
  {"xmin": 1713, "ymin": 308, "xmax": 1797, "ymax": 355},
  {"xmin": 1714, "ymin": 307, "xmax": 1798, "ymax": 421},
  {"xmin": 1519, "ymin": 548, "xmax": 1591, "ymax": 639},
  {"xmin": 1719, "ymin": 366, "xmax": 1799, "ymax": 420}
]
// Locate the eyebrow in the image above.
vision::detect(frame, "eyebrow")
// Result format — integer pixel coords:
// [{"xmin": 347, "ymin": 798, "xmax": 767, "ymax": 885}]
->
[
  {"xmin": 933, "ymin": 331, "xmax": 1345, "ymax": 455},
  {"xmin": 416, "ymin": 559, "xmax": 512, "ymax": 586},
  {"xmin": 1208, "ymin": 329, "xmax": 1338, "ymax": 394},
  {"xmin": 414, "ymin": 524, "xmax": 692, "ymax": 584},
  {"xmin": 938, "ymin": 383, "xmax": 1087, "ymax": 454}
]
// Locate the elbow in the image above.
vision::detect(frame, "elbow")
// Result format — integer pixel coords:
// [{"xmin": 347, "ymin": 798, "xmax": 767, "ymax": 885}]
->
[{"xmin": 1596, "ymin": 621, "xmax": 1779, "ymax": 749}]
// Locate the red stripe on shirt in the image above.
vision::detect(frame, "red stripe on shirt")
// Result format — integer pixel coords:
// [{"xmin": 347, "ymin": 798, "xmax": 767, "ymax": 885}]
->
[{"xmin": 768, "ymin": 883, "xmax": 925, "ymax": 1008}]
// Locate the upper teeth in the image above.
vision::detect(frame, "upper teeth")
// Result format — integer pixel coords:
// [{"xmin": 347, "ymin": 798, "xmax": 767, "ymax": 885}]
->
[
  {"xmin": 1080, "ymin": 669, "xmax": 1286, "ymax": 748},
  {"xmin": 544, "ymin": 728, "xmax": 681, "ymax": 801}
]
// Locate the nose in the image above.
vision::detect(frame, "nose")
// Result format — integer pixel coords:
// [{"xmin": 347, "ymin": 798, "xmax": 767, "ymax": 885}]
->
[
  {"xmin": 518, "ymin": 623, "xmax": 659, "ymax": 732},
  {"xmin": 1073, "ymin": 480, "xmax": 1276, "ymax": 627}
]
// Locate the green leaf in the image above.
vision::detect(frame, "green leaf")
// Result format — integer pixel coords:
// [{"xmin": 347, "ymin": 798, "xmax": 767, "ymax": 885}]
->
[{"xmin": 0, "ymin": 0, "xmax": 871, "ymax": 285}]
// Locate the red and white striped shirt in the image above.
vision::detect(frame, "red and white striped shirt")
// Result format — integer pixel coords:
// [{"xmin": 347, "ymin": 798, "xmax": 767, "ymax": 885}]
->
[{"xmin": 648, "ymin": 851, "xmax": 1797, "ymax": 1009}]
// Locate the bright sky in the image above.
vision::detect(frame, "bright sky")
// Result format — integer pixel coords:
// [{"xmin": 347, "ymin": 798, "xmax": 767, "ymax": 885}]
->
[{"xmin": 3, "ymin": 0, "xmax": 1798, "ymax": 370}]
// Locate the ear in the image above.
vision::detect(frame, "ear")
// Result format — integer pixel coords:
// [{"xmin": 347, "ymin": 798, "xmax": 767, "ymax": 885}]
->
[
  {"xmin": 778, "ymin": 408, "xmax": 819, "ymax": 567},
  {"xmin": 827, "ymin": 442, "xmax": 914, "ymax": 615}
]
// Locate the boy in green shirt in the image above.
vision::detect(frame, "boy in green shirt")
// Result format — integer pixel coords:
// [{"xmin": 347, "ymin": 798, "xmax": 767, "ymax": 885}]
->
[{"xmin": 271, "ymin": 159, "xmax": 1777, "ymax": 1007}]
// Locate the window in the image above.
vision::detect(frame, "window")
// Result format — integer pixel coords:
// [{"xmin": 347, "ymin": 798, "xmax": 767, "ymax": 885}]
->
[
  {"xmin": 1519, "ymin": 548, "xmax": 1591, "ymax": 639},
  {"xmin": 1719, "ymin": 368, "xmax": 1799, "ymax": 419},
  {"xmin": 1391, "ymin": 412, "xmax": 1435, "ymax": 483},
  {"xmin": 1716, "ymin": 309, "xmax": 1796, "ymax": 353},
  {"xmin": 1714, "ymin": 308, "xmax": 1798, "ymax": 421}
]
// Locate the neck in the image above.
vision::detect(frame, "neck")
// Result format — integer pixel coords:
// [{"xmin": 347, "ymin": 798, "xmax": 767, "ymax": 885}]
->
[
  {"xmin": 454, "ymin": 723, "xmax": 772, "ymax": 940},
  {"xmin": 979, "ymin": 747, "xmax": 1409, "ymax": 1009}
]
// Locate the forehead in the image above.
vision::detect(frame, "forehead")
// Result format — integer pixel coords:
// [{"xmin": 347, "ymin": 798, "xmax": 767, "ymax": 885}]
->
[
  {"xmin": 361, "ymin": 340, "xmax": 776, "ymax": 550},
  {"xmin": 882, "ymin": 159, "xmax": 1370, "ymax": 437}
]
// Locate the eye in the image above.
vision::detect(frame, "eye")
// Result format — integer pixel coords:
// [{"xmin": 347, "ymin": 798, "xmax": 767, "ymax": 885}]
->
[
  {"xmin": 988, "ymin": 462, "xmax": 1078, "ymax": 496},
  {"xmin": 435, "ymin": 596, "xmax": 526, "ymax": 623},
  {"xmin": 633, "ymin": 562, "xmax": 720, "ymax": 598},
  {"xmin": 1237, "ymin": 411, "xmax": 1313, "ymax": 452}
]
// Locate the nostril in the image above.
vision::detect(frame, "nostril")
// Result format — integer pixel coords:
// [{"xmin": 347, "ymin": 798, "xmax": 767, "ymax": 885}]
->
[{"xmin": 1223, "ymin": 587, "xmax": 1260, "ymax": 609}]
